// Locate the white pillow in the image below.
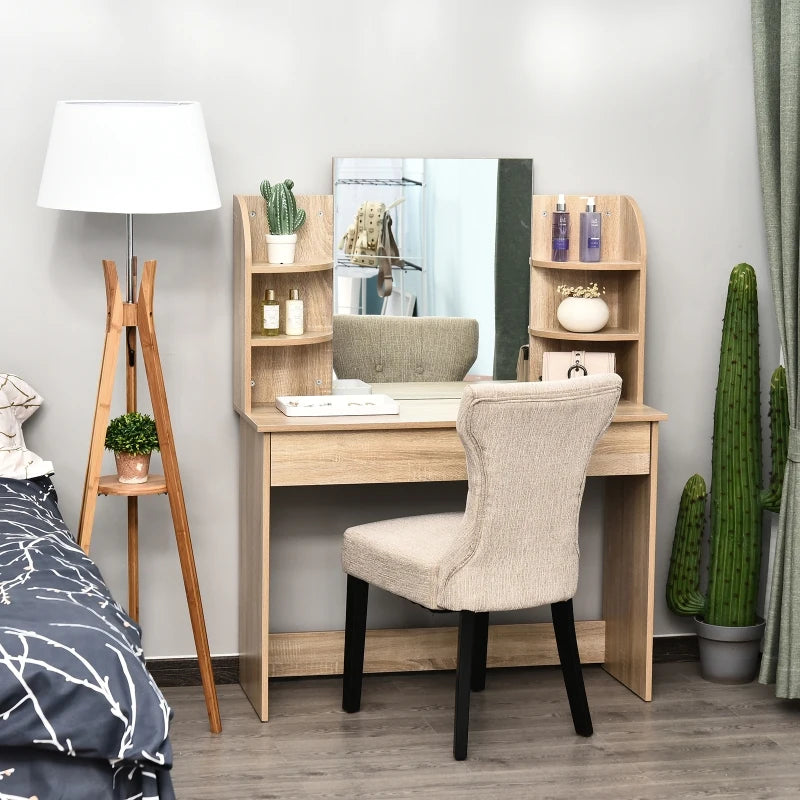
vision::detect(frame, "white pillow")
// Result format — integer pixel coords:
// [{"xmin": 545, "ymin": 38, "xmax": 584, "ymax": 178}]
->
[{"xmin": 0, "ymin": 374, "xmax": 54, "ymax": 479}]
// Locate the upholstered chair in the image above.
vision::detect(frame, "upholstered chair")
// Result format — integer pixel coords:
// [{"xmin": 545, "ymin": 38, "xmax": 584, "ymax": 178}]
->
[
  {"xmin": 332, "ymin": 315, "xmax": 479, "ymax": 382},
  {"xmin": 340, "ymin": 374, "xmax": 622, "ymax": 760}
]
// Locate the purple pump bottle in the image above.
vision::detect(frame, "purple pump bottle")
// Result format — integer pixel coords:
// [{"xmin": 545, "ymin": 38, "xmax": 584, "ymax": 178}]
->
[
  {"xmin": 551, "ymin": 193, "xmax": 570, "ymax": 262},
  {"xmin": 579, "ymin": 196, "xmax": 602, "ymax": 262}
]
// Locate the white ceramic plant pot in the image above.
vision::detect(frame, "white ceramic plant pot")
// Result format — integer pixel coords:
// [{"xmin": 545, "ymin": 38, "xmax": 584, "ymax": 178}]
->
[
  {"xmin": 265, "ymin": 233, "xmax": 297, "ymax": 265},
  {"xmin": 115, "ymin": 452, "xmax": 151, "ymax": 484},
  {"xmin": 557, "ymin": 297, "xmax": 610, "ymax": 333}
]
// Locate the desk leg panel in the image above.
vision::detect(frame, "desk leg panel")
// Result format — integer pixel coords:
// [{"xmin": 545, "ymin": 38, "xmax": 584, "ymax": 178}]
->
[
  {"xmin": 239, "ymin": 422, "xmax": 270, "ymax": 720},
  {"xmin": 602, "ymin": 423, "xmax": 659, "ymax": 700}
]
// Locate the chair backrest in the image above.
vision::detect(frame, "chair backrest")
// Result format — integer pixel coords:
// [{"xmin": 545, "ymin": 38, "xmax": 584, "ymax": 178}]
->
[
  {"xmin": 333, "ymin": 315, "xmax": 479, "ymax": 383},
  {"xmin": 436, "ymin": 375, "xmax": 622, "ymax": 612}
]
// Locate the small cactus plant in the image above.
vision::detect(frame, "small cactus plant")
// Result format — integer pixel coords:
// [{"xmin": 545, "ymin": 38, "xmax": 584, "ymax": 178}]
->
[
  {"xmin": 666, "ymin": 263, "xmax": 789, "ymax": 628},
  {"xmin": 259, "ymin": 178, "xmax": 306, "ymax": 236}
]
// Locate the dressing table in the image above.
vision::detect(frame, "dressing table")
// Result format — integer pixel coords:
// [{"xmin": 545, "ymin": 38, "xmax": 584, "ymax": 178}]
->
[
  {"xmin": 234, "ymin": 182, "xmax": 666, "ymax": 722},
  {"xmin": 238, "ymin": 383, "xmax": 665, "ymax": 721}
]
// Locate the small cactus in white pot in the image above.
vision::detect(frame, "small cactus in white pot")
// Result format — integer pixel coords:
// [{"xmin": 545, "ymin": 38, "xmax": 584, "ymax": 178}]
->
[{"xmin": 260, "ymin": 178, "xmax": 306, "ymax": 264}]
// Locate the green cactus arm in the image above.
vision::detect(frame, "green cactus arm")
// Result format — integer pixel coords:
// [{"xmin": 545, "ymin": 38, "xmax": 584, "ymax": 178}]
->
[
  {"xmin": 278, "ymin": 179, "xmax": 306, "ymax": 233},
  {"xmin": 279, "ymin": 182, "xmax": 292, "ymax": 234},
  {"xmin": 260, "ymin": 179, "xmax": 281, "ymax": 233},
  {"xmin": 762, "ymin": 365, "xmax": 788, "ymax": 513},
  {"xmin": 284, "ymin": 179, "xmax": 297, "ymax": 219},
  {"xmin": 666, "ymin": 474, "xmax": 707, "ymax": 616}
]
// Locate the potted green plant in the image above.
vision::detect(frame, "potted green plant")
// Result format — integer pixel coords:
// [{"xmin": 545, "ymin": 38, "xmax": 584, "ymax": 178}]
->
[
  {"xmin": 666, "ymin": 263, "xmax": 788, "ymax": 683},
  {"xmin": 259, "ymin": 178, "xmax": 306, "ymax": 264},
  {"xmin": 555, "ymin": 282, "xmax": 609, "ymax": 332},
  {"xmin": 105, "ymin": 411, "xmax": 160, "ymax": 484}
]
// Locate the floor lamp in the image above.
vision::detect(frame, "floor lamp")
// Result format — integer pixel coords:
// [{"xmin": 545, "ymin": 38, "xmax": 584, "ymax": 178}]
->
[{"xmin": 37, "ymin": 101, "xmax": 222, "ymax": 733}]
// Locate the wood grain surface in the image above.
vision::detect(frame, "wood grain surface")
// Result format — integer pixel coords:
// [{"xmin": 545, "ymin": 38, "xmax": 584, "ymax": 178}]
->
[
  {"xmin": 166, "ymin": 662, "xmax": 800, "ymax": 799},
  {"xmin": 268, "ymin": 621, "xmax": 606, "ymax": 677}
]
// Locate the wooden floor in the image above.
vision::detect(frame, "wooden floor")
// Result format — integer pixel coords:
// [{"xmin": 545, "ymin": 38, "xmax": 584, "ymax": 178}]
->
[{"xmin": 165, "ymin": 662, "xmax": 800, "ymax": 799}]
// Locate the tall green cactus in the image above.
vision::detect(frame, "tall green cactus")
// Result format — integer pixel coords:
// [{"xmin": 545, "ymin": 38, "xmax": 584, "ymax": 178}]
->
[
  {"xmin": 666, "ymin": 264, "xmax": 788, "ymax": 628},
  {"xmin": 260, "ymin": 178, "xmax": 306, "ymax": 235}
]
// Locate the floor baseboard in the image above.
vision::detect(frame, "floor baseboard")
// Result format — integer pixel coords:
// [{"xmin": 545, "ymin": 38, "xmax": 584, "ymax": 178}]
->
[
  {"xmin": 147, "ymin": 635, "xmax": 699, "ymax": 688},
  {"xmin": 652, "ymin": 634, "xmax": 699, "ymax": 663},
  {"xmin": 147, "ymin": 655, "xmax": 239, "ymax": 687}
]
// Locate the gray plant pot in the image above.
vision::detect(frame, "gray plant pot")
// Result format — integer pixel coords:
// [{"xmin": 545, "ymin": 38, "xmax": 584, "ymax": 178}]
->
[{"xmin": 694, "ymin": 616, "xmax": 766, "ymax": 684}]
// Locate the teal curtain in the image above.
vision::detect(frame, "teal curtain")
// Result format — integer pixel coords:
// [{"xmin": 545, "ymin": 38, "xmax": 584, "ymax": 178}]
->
[{"xmin": 753, "ymin": 0, "xmax": 800, "ymax": 697}]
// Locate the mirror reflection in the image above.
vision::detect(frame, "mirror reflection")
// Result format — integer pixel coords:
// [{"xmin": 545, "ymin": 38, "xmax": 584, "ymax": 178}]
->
[{"xmin": 333, "ymin": 158, "xmax": 533, "ymax": 381}]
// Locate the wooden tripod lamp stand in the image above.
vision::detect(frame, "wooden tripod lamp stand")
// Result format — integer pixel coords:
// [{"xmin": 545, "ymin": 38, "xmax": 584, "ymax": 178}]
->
[{"xmin": 38, "ymin": 101, "xmax": 222, "ymax": 733}]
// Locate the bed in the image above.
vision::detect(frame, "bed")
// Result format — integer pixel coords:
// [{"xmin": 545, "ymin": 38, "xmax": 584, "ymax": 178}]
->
[
  {"xmin": 0, "ymin": 477, "xmax": 175, "ymax": 799},
  {"xmin": 0, "ymin": 376, "xmax": 174, "ymax": 799}
]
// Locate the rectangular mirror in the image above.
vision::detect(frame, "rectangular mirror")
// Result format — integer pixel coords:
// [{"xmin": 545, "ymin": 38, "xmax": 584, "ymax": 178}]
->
[{"xmin": 333, "ymin": 158, "xmax": 533, "ymax": 382}]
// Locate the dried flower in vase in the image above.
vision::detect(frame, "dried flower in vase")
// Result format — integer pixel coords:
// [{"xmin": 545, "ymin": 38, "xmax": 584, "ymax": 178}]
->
[{"xmin": 556, "ymin": 282, "xmax": 605, "ymax": 299}]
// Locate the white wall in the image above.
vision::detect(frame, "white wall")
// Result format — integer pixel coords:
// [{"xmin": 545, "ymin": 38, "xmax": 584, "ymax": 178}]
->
[{"xmin": 0, "ymin": 0, "xmax": 776, "ymax": 657}]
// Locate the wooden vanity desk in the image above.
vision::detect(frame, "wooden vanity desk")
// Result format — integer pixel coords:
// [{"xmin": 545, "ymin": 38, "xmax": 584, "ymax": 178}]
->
[
  {"xmin": 238, "ymin": 382, "xmax": 667, "ymax": 721},
  {"xmin": 234, "ymin": 191, "xmax": 665, "ymax": 722}
]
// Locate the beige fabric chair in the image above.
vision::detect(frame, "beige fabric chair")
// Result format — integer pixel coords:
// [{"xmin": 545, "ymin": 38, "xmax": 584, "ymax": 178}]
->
[
  {"xmin": 340, "ymin": 374, "xmax": 622, "ymax": 760},
  {"xmin": 332, "ymin": 315, "xmax": 479, "ymax": 382}
]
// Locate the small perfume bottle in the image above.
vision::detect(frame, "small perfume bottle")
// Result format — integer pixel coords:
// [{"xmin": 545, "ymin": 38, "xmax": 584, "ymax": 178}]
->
[
  {"xmin": 579, "ymin": 196, "xmax": 602, "ymax": 263},
  {"xmin": 285, "ymin": 288, "xmax": 304, "ymax": 336},
  {"xmin": 551, "ymin": 193, "xmax": 570, "ymax": 262},
  {"xmin": 262, "ymin": 289, "xmax": 280, "ymax": 336}
]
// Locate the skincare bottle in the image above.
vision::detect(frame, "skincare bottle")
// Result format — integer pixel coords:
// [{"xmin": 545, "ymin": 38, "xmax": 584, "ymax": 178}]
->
[
  {"xmin": 262, "ymin": 289, "xmax": 280, "ymax": 336},
  {"xmin": 551, "ymin": 193, "xmax": 570, "ymax": 262},
  {"xmin": 285, "ymin": 288, "xmax": 304, "ymax": 336},
  {"xmin": 579, "ymin": 197, "xmax": 602, "ymax": 263}
]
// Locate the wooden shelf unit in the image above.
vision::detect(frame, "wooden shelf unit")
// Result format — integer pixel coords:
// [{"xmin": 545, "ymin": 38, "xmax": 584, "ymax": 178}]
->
[
  {"xmin": 529, "ymin": 194, "xmax": 646, "ymax": 403},
  {"xmin": 234, "ymin": 194, "xmax": 334, "ymax": 413}
]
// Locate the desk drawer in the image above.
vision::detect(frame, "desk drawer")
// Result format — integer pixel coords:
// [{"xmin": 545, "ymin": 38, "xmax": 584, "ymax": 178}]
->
[
  {"xmin": 588, "ymin": 422, "xmax": 651, "ymax": 476},
  {"xmin": 271, "ymin": 429, "xmax": 466, "ymax": 486},
  {"xmin": 269, "ymin": 422, "xmax": 651, "ymax": 486}
]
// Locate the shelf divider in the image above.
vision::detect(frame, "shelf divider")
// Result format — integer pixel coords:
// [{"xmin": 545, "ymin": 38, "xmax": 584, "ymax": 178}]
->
[
  {"xmin": 530, "ymin": 259, "xmax": 642, "ymax": 271},
  {"xmin": 529, "ymin": 326, "xmax": 640, "ymax": 342},
  {"xmin": 250, "ymin": 330, "xmax": 333, "ymax": 347}
]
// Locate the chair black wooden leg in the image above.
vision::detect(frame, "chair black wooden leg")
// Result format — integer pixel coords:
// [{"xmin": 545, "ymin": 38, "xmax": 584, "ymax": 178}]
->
[
  {"xmin": 453, "ymin": 610, "xmax": 476, "ymax": 760},
  {"xmin": 343, "ymin": 575, "xmax": 369, "ymax": 713},
  {"xmin": 471, "ymin": 612, "xmax": 489, "ymax": 692},
  {"xmin": 551, "ymin": 599, "xmax": 593, "ymax": 737}
]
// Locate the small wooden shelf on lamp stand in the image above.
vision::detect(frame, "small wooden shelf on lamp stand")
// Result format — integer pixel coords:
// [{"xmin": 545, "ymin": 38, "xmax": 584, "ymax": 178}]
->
[{"xmin": 77, "ymin": 258, "xmax": 221, "ymax": 734}]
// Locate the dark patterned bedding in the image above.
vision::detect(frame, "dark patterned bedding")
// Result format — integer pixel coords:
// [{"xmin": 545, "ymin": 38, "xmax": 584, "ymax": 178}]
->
[{"xmin": 0, "ymin": 477, "xmax": 175, "ymax": 800}]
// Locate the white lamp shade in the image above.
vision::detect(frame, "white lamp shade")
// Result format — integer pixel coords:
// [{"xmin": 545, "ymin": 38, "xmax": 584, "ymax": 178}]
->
[{"xmin": 37, "ymin": 101, "xmax": 221, "ymax": 214}]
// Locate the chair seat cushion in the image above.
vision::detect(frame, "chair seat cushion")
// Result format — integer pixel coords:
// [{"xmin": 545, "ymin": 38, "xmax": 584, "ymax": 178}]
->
[{"xmin": 342, "ymin": 512, "xmax": 464, "ymax": 610}]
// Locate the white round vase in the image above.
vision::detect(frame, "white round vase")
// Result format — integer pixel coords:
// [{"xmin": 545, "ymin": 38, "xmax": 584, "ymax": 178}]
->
[
  {"xmin": 265, "ymin": 233, "xmax": 297, "ymax": 265},
  {"xmin": 557, "ymin": 297, "xmax": 610, "ymax": 333}
]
